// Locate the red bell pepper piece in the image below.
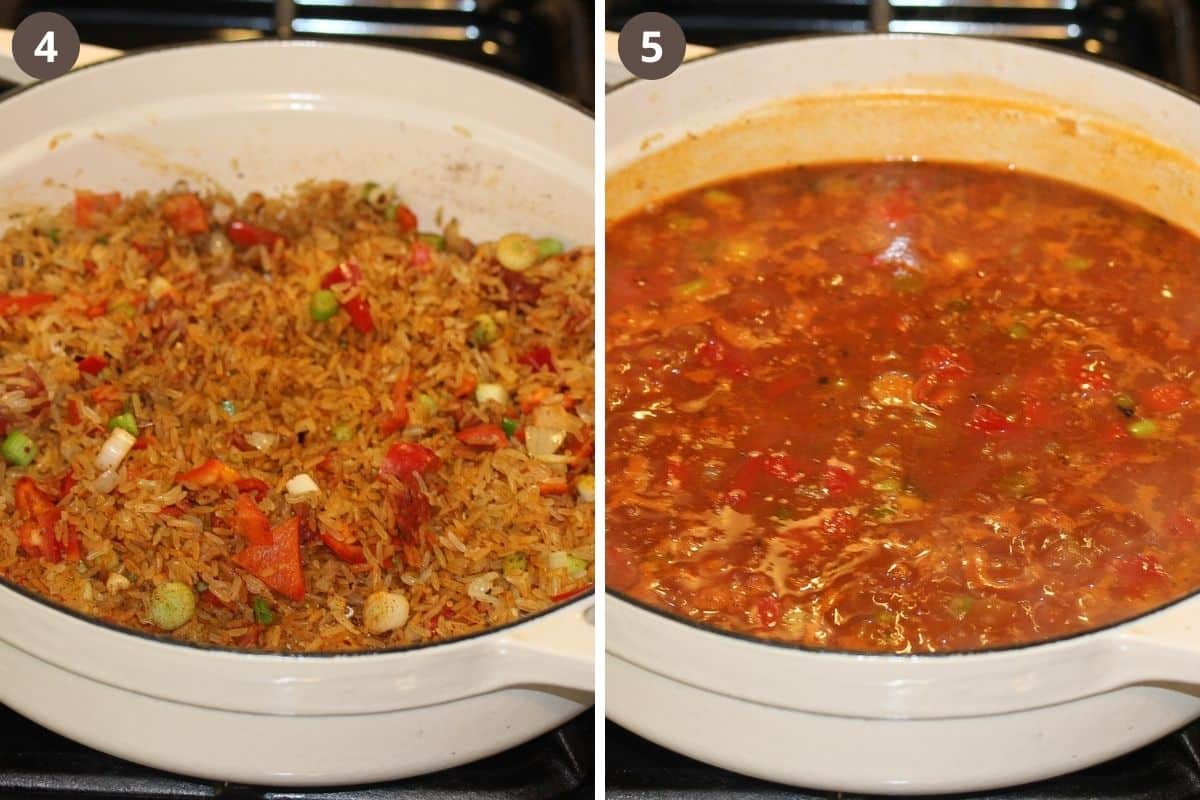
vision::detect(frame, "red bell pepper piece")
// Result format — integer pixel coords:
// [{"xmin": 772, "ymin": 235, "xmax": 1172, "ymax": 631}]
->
[
  {"xmin": 343, "ymin": 295, "xmax": 375, "ymax": 334},
  {"xmin": 539, "ymin": 479, "xmax": 570, "ymax": 497},
  {"xmin": 131, "ymin": 241, "xmax": 166, "ymax": 268},
  {"xmin": 14, "ymin": 477, "xmax": 57, "ymax": 519},
  {"xmin": 393, "ymin": 204, "xmax": 418, "ymax": 233},
  {"xmin": 227, "ymin": 220, "xmax": 285, "ymax": 250},
  {"xmin": 456, "ymin": 424, "xmax": 509, "ymax": 449},
  {"xmin": 320, "ymin": 526, "xmax": 367, "ymax": 564},
  {"xmin": 551, "ymin": 585, "xmax": 592, "ymax": 603},
  {"xmin": 379, "ymin": 377, "xmax": 412, "ymax": 436},
  {"xmin": 234, "ymin": 477, "xmax": 271, "ymax": 501},
  {"xmin": 0, "ymin": 293, "xmax": 56, "ymax": 317},
  {"xmin": 74, "ymin": 190, "xmax": 121, "ymax": 228},
  {"xmin": 232, "ymin": 516, "xmax": 305, "ymax": 601},
  {"xmin": 379, "ymin": 442, "xmax": 441, "ymax": 479},
  {"xmin": 19, "ymin": 520, "xmax": 61, "ymax": 562},
  {"xmin": 176, "ymin": 458, "xmax": 242, "ymax": 488},
  {"xmin": 77, "ymin": 355, "xmax": 107, "ymax": 376},
  {"xmin": 320, "ymin": 261, "xmax": 364, "ymax": 290},
  {"xmin": 409, "ymin": 240, "xmax": 431, "ymax": 269},
  {"xmin": 518, "ymin": 346, "xmax": 556, "ymax": 373},
  {"xmin": 454, "ymin": 373, "xmax": 478, "ymax": 399},
  {"xmin": 233, "ymin": 493, "xmax": 273, "ymax": 546},
  {"xmin": 162, "ymin": 192, "xmax": 210, "ymax": 236}
]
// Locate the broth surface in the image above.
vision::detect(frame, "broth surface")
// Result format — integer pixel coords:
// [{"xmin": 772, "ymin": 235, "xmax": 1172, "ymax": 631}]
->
[{"xmin": 606, "ymin": 161, "xmax": 1200, "ymax": 653}]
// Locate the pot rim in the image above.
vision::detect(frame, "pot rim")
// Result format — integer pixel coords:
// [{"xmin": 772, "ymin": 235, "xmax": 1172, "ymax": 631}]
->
[
  {"xmin": 0, "ymin": 36, "xmax": 596, "ymax": 662},
  {"xmin": 605, "ymin": 32, "xmax": 1200, "ymax": 661}
]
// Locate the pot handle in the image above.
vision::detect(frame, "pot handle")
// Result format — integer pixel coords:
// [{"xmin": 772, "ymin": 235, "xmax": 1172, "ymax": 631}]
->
[
  {"xmin": 1112, "ymin": 598, "xmax": 1200, "ymax": 687},
  {"xmin": 489, "ymin": 598, "xmax": 594, "ymax": 693}
]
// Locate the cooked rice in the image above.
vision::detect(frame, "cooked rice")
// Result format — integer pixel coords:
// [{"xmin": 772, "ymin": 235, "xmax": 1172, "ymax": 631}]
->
[{"xmin": 0, "ymin": 181, "xmax": 594, "ymax": 651}]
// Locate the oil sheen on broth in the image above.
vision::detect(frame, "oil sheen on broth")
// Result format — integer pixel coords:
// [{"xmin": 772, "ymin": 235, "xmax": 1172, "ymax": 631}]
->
[{"xmin": 606, "ymin": 161, "xmax": 1200, "ymax": 653}]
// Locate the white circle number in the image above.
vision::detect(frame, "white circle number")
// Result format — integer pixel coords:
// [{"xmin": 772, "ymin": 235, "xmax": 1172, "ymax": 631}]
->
[
  {"xmin": 641, "ymin": 30, "xmax": 663, "ymax": 64},
  {"xmin": 34, "ymin": 30, "xmax": 57, "ymax": 63}
]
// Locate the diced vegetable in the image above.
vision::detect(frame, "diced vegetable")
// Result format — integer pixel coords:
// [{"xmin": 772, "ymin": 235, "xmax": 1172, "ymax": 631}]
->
[
  {"xmin": 364, "ymin": 590, "xmax": 410, "ymax": 634},
  {"xmin": 418, "ymin": 232, "xmax": 445, "ymax": 250},
  {"xmin": 331, "ymin": 424, "xmax": 355, "ymax": 442},
  {"xmin": 95, "ymin": 428, "xmax": 137, "ymax": 471},
  {"xmin": 233, "ymin": 493, "xmax": 273, "ymax": 546},
  {"xmin": 456, "ymin": 424, "xmax": 509, "ymax": 449},
  {"xmin": 149, "ymin": 582, "xmax": 196, "ymax": 631},
  {"xmin": 321, "ymin": 526, "xmax": 367, "ymax": 564},
  {"xmin": 501, "ymin": 417, "xmax": 520, "ymax": 438},
  {"xmin": 575, "ymin": 475, "xmax": 595, "ymax": 502},
  {"xmin": 1007, "ymin": 322, "xmax": 1031, "ymax": 340},
  {"xmin": 548, "ymin": 551, "xmax": 589, "ymax": 579},
  {"xmin": 1114, "ymin": 393, "xmax": 1136, "ymax": 414},
  {"xmin": 252, "ymin": 596, "xmax": 276, "ymax": 625},
  {"xmin": 524, "ymin": 425, "xmax": 566, "ymax": 458},
  {"xmin": 948, "ymin": 595, "xmax": 975, "ymax": 620},
  {"xmin": 74, "ymin": 190, "xmax": 121, "ymax": 228},
  {"xmin": 246, "ymin": 432, "xmax": 279, "ymax": 452},
  {"xmin": 379, "ymin": 377, "xmax": 411, "ymax": 436},
  {"xmin": 475, "ymin": 382, "xmax": 509, "ymax": 406},
  {"xmin": 1127, "ymin": 419, "xmax": 1159, "ymax": 438},
  {"xmin": 107, "ymin": 412, "xmax": 138, "ymax": 436},
  {"xmin": 176, "ymin": 458, "xmax": 241, "ymax": 488},
  {"xmin": 470, "ymin": 314, "xmax": 500, "ymax": 347},
  {"xmin": 536, "ymin": 237, "xmax": 564, "ymax": 258},
  {"xmin": 2, "ymin": 431, "xmax": 36, "ymax": 466},
  {"xmin": 285, "ymin": 473, "xmax": 320, "ymax": 498},
  {"xmin": 0, "ymin": 293, "xmax": 55, "ymax": 317},
  {"xmin": 496, "ymin": 233, "xmax": 539, "ymax": 271},
  {"xmin": 232, "ymin": 516, "xmax": 305, "ymax": 600},
  {"xmin": 362, "ymin": 182, "xmax": 388, "ymax": 209},
  {"xmin": 162, "ymin": 192, "xmax": 210, "ymax": 235},
  {"xmin": 393, "ymin": 204, "xmax": 418, "ymax": 233},
  {"xmin": 227, "ymin": 220, "xmax": 285, "ymax": 249},
  {"xmin": 77, "ymin": 354, "xmax": 107, "ymax": 376},
  {"xmin": 417, "ymin": 393, "xmax": 438, "ymax": 416},
  {"xmin": 518, "ymin": 346, "xmax": 555, "ymax": 372},
  {"xmin": 1064, "ymin": 256, "xmax": 1092, "ymax": 271},
  {"xmin": 310, "ymin": 289, "xmax": 340, "ymax": 322},
  {"xmin": 379, "ymin": 442, "xmax": 441, "ymax": 480},
  {"xmin": 107, "ymin": 573, "xmax": 131, "ymax": 594},
  {"xmin": 503, "ymin": 551, "xmax": 527, "ymax": 576}
]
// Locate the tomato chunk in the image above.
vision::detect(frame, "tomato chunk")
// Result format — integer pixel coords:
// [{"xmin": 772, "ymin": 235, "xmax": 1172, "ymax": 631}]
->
[
  {"xmin": 394, "ymin": 204, "xmax": 418, "ymax": 233},
  {"xmin": 176, "ymin": 458, "xmax": 241, "ymax": 488},
  {"xmin": 232, "ymin": 516, "xmax": 305, "ymax": 600},
  {"xmin": 456, "ymin": 424, "xmax": 509, "ymax": 449},
  {"xmin": 0, "ymin": 293, "xmax": 56, "ymax": 317},
  {"xmin": 233, "ymin": 493, "xmax": 273, "ymax": 546},
  {"xmin": 77, "ymin": 354, "xmax": 107, "ymax": 376},
  {"xmin": 320, "ymin": 526, "xmax": 367, "ymax": 564},
  {"xmin": 379, "ymin": 377, "xmax": 412, "ymax": 436},
  {"xmin": 227, "ymin": 220, "xmax": 285, "ymax": 249},
  {"xmin": 518, "ymin": 346, "xmax": 556, "ymax": 373},
  {"xmin": 379, "ymin": 442, "xmax": 441, "ymax": 479},
  {"xmin": 74, "ymin": 190, "xmax": 121, "ymax": 228},
  {"xmin": 162, "ymin": 192, "xmax": 210, "ymax": 235}
]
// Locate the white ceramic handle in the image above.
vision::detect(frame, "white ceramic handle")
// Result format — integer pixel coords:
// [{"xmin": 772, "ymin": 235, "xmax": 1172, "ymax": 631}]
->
[
  {"xmin": 490, "ymin": 598, "xmax": 595, "ymax": 693},
  {"xmin": 1112, "ymin": 599, "xmax": 1200, "ymax": 687}
]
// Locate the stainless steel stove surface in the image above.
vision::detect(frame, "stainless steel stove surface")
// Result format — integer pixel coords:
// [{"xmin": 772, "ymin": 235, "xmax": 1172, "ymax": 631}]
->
[
  {"xmin": 0, "ymin": 2, "xmax": 592, "ymax": 797},
  {"xmin": 603, "ymin": 0, "xmax": 1199, "ymax": 796}
]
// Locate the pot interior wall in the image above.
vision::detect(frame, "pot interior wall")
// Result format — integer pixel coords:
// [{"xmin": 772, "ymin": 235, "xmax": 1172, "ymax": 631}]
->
[{"xmin": 607, "ymin": 39, "xmax": 1200, "ymax": 234}]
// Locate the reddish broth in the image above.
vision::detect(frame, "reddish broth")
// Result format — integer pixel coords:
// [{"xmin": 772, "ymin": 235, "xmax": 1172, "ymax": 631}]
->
[{"xmin": 606, "ymin": 162, "xmax": 1200, "ymax": 653}]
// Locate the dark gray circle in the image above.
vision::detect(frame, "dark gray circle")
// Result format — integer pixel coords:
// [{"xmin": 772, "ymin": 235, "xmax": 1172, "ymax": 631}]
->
[
  {"xmin": 12, "ymin": 12, "xmax": 81, "ymax": 81},
  {"xmin": 618, "ymin": 12, "xmax": 686, "ymax": 81}
]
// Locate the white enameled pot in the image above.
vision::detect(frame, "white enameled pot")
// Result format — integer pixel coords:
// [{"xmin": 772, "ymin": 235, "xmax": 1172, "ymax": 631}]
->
[
  {"xmin": 607, "ymin": 34, "xmax": 1200, "ymax": 794},
  {"xmin": 0, "ymin": 40, "xmax": 594, "ymax": 785}
]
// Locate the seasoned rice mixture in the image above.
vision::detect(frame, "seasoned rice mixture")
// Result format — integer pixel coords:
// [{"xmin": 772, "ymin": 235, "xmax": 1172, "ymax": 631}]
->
[{"xmin": 1, "ymin": 181, "xmax": 594, "ymax": 651}]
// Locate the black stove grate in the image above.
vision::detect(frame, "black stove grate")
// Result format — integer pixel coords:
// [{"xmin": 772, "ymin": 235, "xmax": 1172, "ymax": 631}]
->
[
  {"xmin": 606, "ymin": 0, "xmax": 1198, "ymax": 93},
  {"xmin": 0, "ymin": 704, "xmax": 593, "ymax": 799},
  {"xmin": 606, "ymin": 718, "xmax": 1200, "ymax": 799},
  {"xmin": 0, "ymin": 0, "xmax": 595, "ymax": 106}
]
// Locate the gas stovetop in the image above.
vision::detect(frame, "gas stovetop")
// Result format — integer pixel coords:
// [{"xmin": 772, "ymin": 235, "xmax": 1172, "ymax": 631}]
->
[
  {"xmin": 0, "ymin": 704, "xmax": 593, "ymax": 799},
  {"xmin": 606, "ymin": 716, "xmax": 1200, "ymax": 799}
]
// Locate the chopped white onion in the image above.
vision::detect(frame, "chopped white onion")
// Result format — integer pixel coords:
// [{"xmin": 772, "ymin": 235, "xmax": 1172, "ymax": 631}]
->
[
  {"xmin": 532, "ymin": 404, "xmax": 584, "ymax": 435},
  {"xmin": 285, "ymin": 473, "xmax": 320, "ymax": 498},
  {"xmin": 363, "ymin": 590, "xmax": 409, "ymax": 634},
  {"xmin": 106, "ymin": 573, "xmax": 131, "ymax": 594},
  {"xmin": 95, "ymin": 428, "xmax": 136, "ymax": 471},
  {"xmin": 92, "ymin": 468, "xmax": 122, "ymax": 495},
  {"xmin": 245, "ymin": 432, "xmax": 279, "ymax": 452},
  {"xmin": 148, "ymin": 275, "xmax": 175, "ymax": 301},
  {"xmin": 467, "ymin": 572, "xmax": 500, "ymax": 606},
  {"xmin": 210, "ymin": 199, "xmax": 234, "ymax": 225},
  {"xmin": 575, "ymin": 475, "xmax": 595, "ymax": 503},
  {"xmin": 525, "ymin": 425, "xmax": 566, "ymax": 458},
  {"xmin": 475, "ymin": 383, "xmax": 508, "ymax": 406}
]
